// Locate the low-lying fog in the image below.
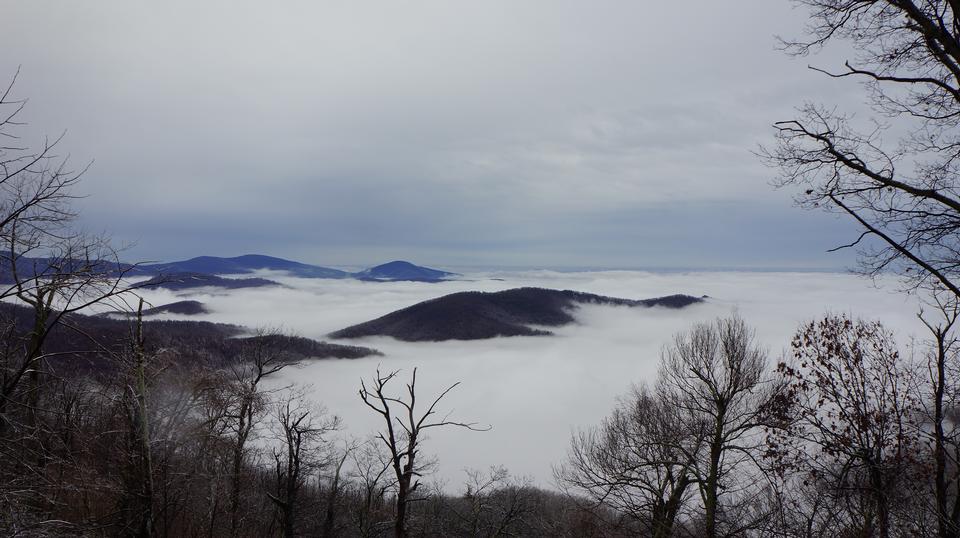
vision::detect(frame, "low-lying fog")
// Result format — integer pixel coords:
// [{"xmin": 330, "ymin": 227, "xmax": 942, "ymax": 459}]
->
[{"xmin": 134, "ymin": 270, "xmax": 925, "ymax": 489}]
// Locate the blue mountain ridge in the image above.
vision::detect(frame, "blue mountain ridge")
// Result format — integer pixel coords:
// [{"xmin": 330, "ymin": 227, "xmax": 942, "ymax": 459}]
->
[
  {"xmin": 353, "ymin": 260, "xmax": 456, "ymax": 282},
  {"xmin": 0, "ymin": 254, "xmax": 458, "ymax": 287},
  {"xmin": 136, "ymin": 255, "xmax": 457, "ymax": 283},
  {"xmin": 137, "ymin": 254, "xmax": 349, "ymax": 279}
]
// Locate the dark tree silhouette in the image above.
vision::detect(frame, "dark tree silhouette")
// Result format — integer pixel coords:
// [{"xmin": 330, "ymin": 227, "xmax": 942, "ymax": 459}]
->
[
  {"xmin": 268, "ymin": 391, "xmax": 340, "ymax": 538},
  {"xmin": 764, "ymin": 1, "xmax": 960, "ymax": 300},
  {"xmin": 359, "ymin": 367, "xmax": 487, "ymax": 538},
  {"xmin": 918, "ymin": 291, "xmax": 960, "ymax": 538},
  {"xmin": 557, "ymin": 385, "xmax": 702, "ymax": 538},
  {"xmin": 766, "ymin": 315, "xmax": 921, "ymax": 538},
  {"xmin": 0, "ymin": 69, "xmax": 138, "ymax": 434},
  {"xmin": 661, "ymin": 315, "xmax": 778, "ymax": 538}
]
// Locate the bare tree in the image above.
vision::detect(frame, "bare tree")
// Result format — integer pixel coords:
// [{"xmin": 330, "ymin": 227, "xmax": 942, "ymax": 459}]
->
[
  {"xmin": 120, "ymin": 299, "xmax": 155, "ymax": 538},
  {"xmin": 0, "ymin": 68, "xmax": 137, "ymax": 435},
  {"xmin": 755, "ymin": 475, "xmax": 852, "ymax": 538},
  {"xmin": 557, "ymin": 385, "xmax": 702, "ymax": 538},
  {"xmin": 225, "ymin": 329, "xmax": 290, "ymax": 537},
  {"xmin": 319, "ymin": 442, "xmax": 353, "ymax": 538},
  {"xmin": 765, "ymin": 314, "xmax": 921, "ymax": 538},
  {"xmin": 359, "ymin": 367, "xmax": 487, "ymax": 538},
  {"xmin": 449, "ymin": 466, "xmax": 535, "ymax": 538},
  {"xmin": 267, "ymin": 390, "xmax": 340, "ymax": 538},
  {"xmin": 917, "ymin": 290, "xmax": 960, "ymax": 538},
  {"xmin": 0, "ymin": 69, "xmax": 147, "ymax": 538},
  {"xmin": 658, "ymin": 314, "xmax": 776, "ymax": 538},
  {"xmin": 764, "ymin": 1, "xmax": 960, "ymax": 300},
  {"xmin": 346, "ymin": 438, "xmax": 393, "ymax": 537}
]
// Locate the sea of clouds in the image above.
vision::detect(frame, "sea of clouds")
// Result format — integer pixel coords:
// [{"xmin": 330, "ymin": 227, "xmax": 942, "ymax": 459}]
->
[{"xmin": 132, "ymin": 270, "xmax": 928, "ymax": 490}]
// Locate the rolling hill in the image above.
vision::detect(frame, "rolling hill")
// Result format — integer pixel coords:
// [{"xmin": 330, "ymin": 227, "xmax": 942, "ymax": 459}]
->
[
  {"xmin": 100, "ymin": 300, "xmax": 210, "ymax": 318},
  {"xmin": 329, "ymin": 287, "xmax": 704, "ymax": 342},
  {"xmin": 0, "ymin": 302, "xmax": 382, "ymax": 376}
]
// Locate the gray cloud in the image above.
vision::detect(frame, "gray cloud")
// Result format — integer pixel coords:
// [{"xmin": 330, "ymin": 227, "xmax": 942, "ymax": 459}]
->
[{"xmin": 2, "ymin": 0, "xmax": 865, "ymax": 267}]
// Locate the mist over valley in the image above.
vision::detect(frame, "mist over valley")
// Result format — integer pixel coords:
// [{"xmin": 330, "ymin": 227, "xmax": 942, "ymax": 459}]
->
[{"xmin": 114, "ymin": 262, "xmax": 920, "ymax": 487}]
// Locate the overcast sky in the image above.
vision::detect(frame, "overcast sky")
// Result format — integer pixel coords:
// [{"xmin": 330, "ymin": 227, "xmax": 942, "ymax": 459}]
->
[{"xmin": 1, "ymin": 1, "xmax": 864, "ymax": 269}]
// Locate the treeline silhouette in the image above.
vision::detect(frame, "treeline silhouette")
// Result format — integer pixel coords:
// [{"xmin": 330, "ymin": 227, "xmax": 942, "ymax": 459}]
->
[
  {"xmin": 0, "ymin": 302, "xmax": 380, "ymax": 376},
  {"xmin": 6, "ymin": 305, "xmax": 960, "ymax": 537},
  {"xmin": 0, "ymin": 302, "xmax": 610, "ymax": 537}
]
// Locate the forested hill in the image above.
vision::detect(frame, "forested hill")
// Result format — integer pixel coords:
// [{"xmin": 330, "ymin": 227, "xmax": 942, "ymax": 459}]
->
[
  {"xmin": 99, "ymin": 300, "xmax": 210, "ymax": 317},
  {"xmin": 0, "ymin": 303, "xmax": 381, "ymax": 376},
  {"xmin": 138, "ymin": 272, "xmax": 282, "ymax": 291},
  {"xmin": 329, "ymin": 287, "xmax": 704, "ymax": 342}
]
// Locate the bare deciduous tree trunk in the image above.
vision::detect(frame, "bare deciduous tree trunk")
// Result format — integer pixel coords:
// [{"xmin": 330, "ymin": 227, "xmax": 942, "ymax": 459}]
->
[
  {"xmin": 659, "ymin": 314, "xmax": 775, "ymax": 537},
  {"xmin": 921, "ymin": 294, "xmax": 960, "ymax": 538},
  {"xmin": 359, "ymin": 368, "xmax": 486, "ymax": 538},
  {"xmin": 130, "ymin": 298, "xmax": 154, "ymax": 538}
]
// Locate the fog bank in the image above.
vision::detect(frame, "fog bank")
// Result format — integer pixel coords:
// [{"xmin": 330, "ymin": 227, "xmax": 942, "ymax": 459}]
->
[{"xmin": 134, "ymin": 270, "xmax": 923, "ymax": 488}]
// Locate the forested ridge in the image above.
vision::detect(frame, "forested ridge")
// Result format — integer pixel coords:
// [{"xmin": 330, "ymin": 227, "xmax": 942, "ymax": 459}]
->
[{"xmin": 329, "ymin": 288, "xmax": 704, "ymax": 342}]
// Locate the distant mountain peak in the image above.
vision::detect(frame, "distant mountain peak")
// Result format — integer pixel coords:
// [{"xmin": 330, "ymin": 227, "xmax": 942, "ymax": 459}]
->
[
  {"xmin": 354, "ymin": 260, "xmax": 457, "ymax": 282},
  {"xmin": 373, "ymin": 260, "xmax": 421, "ymax": 269}
]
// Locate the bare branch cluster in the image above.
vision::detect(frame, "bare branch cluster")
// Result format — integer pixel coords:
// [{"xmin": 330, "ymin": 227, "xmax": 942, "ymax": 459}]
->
[
  {"xmin": 359, "ymin": 367, "xmax": 487, "ymax": 538},
  {"xmin": 559, "ymin": 315, "xmax": 779, "ymax": 538},
  {"xmin": 765, "ymin": 1, "xmax": 960, "ymax": 296}
]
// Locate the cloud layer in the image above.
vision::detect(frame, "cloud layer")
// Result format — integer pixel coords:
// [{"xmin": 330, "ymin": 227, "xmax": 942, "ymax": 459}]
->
[
  {"xmin": 132, "ymin": 270, "xmax": 925, "ymax": 488},
  {"xmin": 2, "ymin": 0, "xmax": 866, "ymax": 267}
]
